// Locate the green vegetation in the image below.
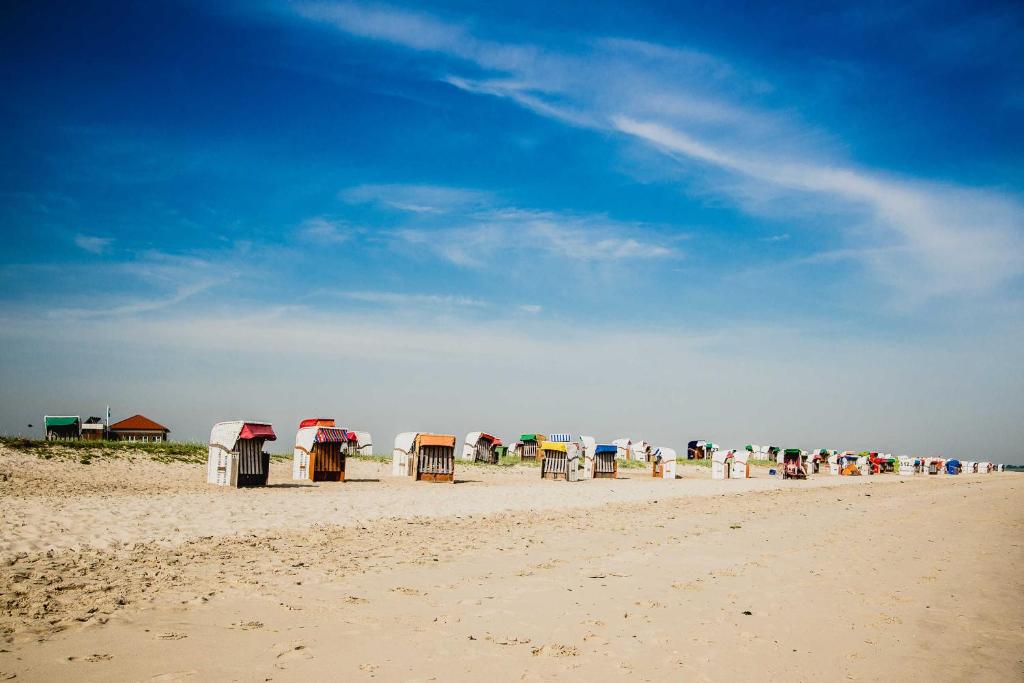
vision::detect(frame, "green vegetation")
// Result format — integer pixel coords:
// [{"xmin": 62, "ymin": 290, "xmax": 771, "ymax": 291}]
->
[
  {"xmin": 618, "ymin": 458, "xmax": 650, "ymax": 470},
  {"xmin": 748, "ymin": 458, "xmax": 776, "ymax": 468},
  {"xmin": 1, "ymin": 439, "xmax": 787, "ymax": 470},
  {"xmin": 498, "ymin": 453, "xmax": 534, "ymax": 467},
  {"xmin": 676, "ymin": 457, "xmax": 775, "ymax": 468},
  {"xmin": 0, "ymin": 437, "xmax": 208, "ymax": 464},
  {"xmin": 348, "ymin": 453, "xmax": 393, "ymax": 464}
]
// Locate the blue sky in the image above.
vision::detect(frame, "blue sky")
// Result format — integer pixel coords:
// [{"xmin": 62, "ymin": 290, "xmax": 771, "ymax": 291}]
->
[{"xmin": 1, "ymin": 0, "xmax": 1022, "ymax": 460}]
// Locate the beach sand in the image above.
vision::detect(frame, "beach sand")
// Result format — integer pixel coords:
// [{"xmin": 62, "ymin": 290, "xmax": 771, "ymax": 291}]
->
[{"xmin": 1, "ymin": 447, "xmax": 1021, "ymax": 681}]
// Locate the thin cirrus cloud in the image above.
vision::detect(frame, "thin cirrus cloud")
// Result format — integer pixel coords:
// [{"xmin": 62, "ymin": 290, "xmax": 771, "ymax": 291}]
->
[
  {"xmin": 340, "ymin": 184, "xmax": 492, "ymax": 214},
  {"xmin": 334, "ymin": 289, "xmax": 489, "ymax": 308},
  {"xmin": 292, "ymin": 1, "xmax": 1024, "ymax": 302},
  {"xmin": 335, "ymin": 182, "xmax": 679, "ymax": 266},
  {"xmin": 44, "ymin": 249, "xmax": 236, "ymax": 320},
  {"xmin": 52, "ymin": 279, "xmax": 223, "ymax": 320},
  {"xmin": 73, "ymin": 234, "xmax": 114, "ymax": 254},
  {"xmin": 612, "ymin": 116, "xmax": 1024, "ymax": 299},
  {"xmin": 393, "ymin": 206, "xmax": 678, "ymax": 267},
  {"xmin": 297, "ymin": 217, "xmax": 352, "ymax": 244}
]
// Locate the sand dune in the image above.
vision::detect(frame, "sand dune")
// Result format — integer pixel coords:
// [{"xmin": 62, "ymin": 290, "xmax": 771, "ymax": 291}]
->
[{"xmin": 1, "ymin": 448, "xmax": 1021, "ymax": 681}]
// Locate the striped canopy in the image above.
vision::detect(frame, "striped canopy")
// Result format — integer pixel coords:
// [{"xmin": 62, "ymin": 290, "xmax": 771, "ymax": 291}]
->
[{"xmin": 314, "ymin": 427, "xmax": 353, "ymax": 443}]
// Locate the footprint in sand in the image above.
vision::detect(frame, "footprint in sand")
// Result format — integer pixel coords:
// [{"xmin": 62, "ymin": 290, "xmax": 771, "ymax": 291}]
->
[
  {"xmin": 485, "ymin": 634, "xmax": 532, "ymax": 646},
  {"xmin": 671, "ymin": 581, "xmax": 701, "ymax": 592},
  {"xmin": 67, "ymin": 654, "xmax": 113, "ymax": 663},
  {"xmin": 531, "ymin": 644, "xmax": 579, "ymax": 657},
  {"xmin": 391, "ymin": 587, "xmax": 423, "ymax": 596},
  {"xmin": 533, "ymin": 560, "xmax": 564, "ymax": 570},
  {"xmin": 156, "ymin": 633, "xmax": 187, "ymax": 640},
  {"xmin": 274, "ymin": 643, "xmax": 312, "ymax": 669},
  {"xmin": 634, "ymin": 600, "xmax": 662, "ymax": 609},
  {"xmin": 147, "ymin": 671, "xmax": 199, "ymax": 681}
]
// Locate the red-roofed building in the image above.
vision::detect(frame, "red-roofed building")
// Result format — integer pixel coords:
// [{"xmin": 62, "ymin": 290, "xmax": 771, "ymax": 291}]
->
[{"xmin": 108, "ymin": 414, "xmax": 170, "ymax": 442}]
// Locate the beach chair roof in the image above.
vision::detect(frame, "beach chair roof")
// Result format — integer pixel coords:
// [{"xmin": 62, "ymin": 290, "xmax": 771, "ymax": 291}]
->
[
  {"xmin": 520, "ymin": 433, "xmax": 544, "ymax": 442},
  {"xmin": 299, "ymin": 418, "xmax": 335, "ymax": 428},
  {"xmin": 540, "ymin": 441, "xmax": 567, "ymax": 452},
  {"xmin": 417, "ymin": 433, "xmax": 456, "ymax": 448},
  {"xmin": 548, "ymin": 433, "xmax": 573, "ymax": 442},
  {"xmin": 210, "ymin": 420, "xmax": 276, "ymax": 453},
  {"xmin": 594, "ymin": 444, "xmax": 617, "ymax": 455},
  {"xmin": 466, "ymin": 431, "xmax": 499, "ymax": 447},
  {"xmin": 295, "ymin": 426, "xmax": 352, "ymax": 451},
  {"xmin": 239, "ymin": 422, "xmax": 277, "ymax": 440},
  {"xmin": 317, "ymin": 427, "xmax": 353, "ymax": 443}
]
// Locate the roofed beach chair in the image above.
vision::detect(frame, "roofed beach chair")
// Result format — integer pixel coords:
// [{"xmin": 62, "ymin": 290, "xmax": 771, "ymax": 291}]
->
[
  {"xmin": 292, "ymin": 418, "xmax": 353, "ymax": 482},
  {"xmin": 207, "ymin": 421, "xmax": 276, "ymax": 487},
  {"xmin": 540, "ymin": 440, "xmax": 580, "ymax": 481},
  {"xmin": 393, "ymin": 433, "xmax": 456, "ymax": 482},
  {"xmin": 589, "ymin": 444, "xmax": 618, "ymax": 479},
  {"xmin": 516, "ymin": 434, "xmax": 545, "ymax": 461},
  {"xmin": 462, "ymin": 431, "xmax": 500, "ymax": 464},
  {"xmin": 652, "ymin": 447, "xmax": 677, "ymax": 479}
]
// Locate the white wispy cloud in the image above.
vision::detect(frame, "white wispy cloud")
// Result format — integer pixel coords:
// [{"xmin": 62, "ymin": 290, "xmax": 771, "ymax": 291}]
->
[
  {"xmin": 340, "ymin": 183, "xmax": 491, "ymax": 213},
  {"xmin": 613, "ymin": 115, "xmax": 1024, "ymax": 298},
  {"xmin": 47, "ymin": 249, "xmax": 236, "ymax": 319},
  {"xmin": 394, "ymin": 205, "xmax": 677, "ymax": 267},
  {"xmin": 74, "ymin": 234, "xmax": 114, "ymax": 254},
  {"xmin": 71, "ymin": 280, "xmax": 222, "ymax": 319},
  {"xmin": 335, "ymin": 289, "xmax": 488, "ymax": 307},
  {"xmin": 334, "ymin": 180, "xmax": 678, "ymax": 266},
  {"xmin": 297, "ymin": 217, "xmax": 352, "ymax": 244},
  {"xmin": 293, "ymin": 2, "xmax": 1024, "ymax": 301}
]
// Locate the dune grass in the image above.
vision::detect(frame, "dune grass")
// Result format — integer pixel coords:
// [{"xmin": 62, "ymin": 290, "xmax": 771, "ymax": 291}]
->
[
  {"xmin": 1, "ymin": 438, "xmax": 782, "ymax": 470},
  {"xmin": 685, "ymin": 457, "xmax": 776, "ymax": 468},
  {"xmin": 0, "ymin": 437, "xmax": 208, "ymax": 464}
]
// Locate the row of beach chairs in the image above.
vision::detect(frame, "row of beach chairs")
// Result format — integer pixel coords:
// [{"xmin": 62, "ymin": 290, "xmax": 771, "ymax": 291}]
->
[
  {"xmin": 205, "ymin": 423, "xmax": 727, "ymax": 487},
  {"xmin": 207, "ymin": 421, "xmax": 999, "ymax": 488}
]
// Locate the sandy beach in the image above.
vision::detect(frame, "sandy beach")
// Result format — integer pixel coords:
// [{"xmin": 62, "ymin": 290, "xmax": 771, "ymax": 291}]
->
[{"xmin": 1, "ymin": 447, "xmax": 1021, "ymax": 681}]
